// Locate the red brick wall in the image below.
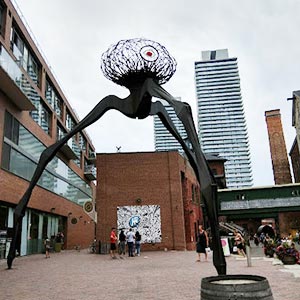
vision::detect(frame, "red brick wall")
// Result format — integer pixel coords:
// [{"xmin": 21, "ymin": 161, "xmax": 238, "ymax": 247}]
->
[
  {"xmin": 278, "ymin": 211, "xmax": 300, "ymax": 238},
  {"xmin": 96, "ymin": 151, "xmax": 204, "ymax": 251},
  {"xmin": 0, "ymin": 169, "xmax": 94, "ymax": 249},
  {"xmin": 265, "ymin": 109, "xmax": 292, "ymax": 184}
]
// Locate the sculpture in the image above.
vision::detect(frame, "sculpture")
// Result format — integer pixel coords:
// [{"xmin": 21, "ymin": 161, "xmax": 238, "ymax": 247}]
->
[{"xmin": 7, "ymin": 38, "xmax": 226, "ymax": 275}]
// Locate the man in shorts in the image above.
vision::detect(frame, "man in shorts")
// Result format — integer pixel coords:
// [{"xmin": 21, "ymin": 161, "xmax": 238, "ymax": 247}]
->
[{"xmin": 110, "ymin": 227, "xmax": 118, "ymax": 259}]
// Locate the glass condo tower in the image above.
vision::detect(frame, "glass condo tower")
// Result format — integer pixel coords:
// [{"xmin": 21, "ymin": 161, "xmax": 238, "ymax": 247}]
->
[
  {"xmin": 154, "ymin": 98, "xmax": 187, "ymax": 153},
  {"xmin": 195, "ymin": 49, "xmax": 253, "ymax": 188}
]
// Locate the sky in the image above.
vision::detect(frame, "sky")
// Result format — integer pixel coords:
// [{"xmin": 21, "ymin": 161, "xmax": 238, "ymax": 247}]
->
[{"xmin": 14, "ymin": 0, "xmax": 300, "ymax": 187}]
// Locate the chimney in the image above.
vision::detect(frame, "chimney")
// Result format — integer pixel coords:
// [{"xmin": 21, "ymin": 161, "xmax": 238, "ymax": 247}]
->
[{"xmin": 265, "ymin": 109, "xmax": 292, "ymax": 184}]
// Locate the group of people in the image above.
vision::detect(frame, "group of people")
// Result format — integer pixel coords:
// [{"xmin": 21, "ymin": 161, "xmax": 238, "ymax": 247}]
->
[{"xmin": 110, "ymin": 227, "xmax": 142, "ymax": 259}]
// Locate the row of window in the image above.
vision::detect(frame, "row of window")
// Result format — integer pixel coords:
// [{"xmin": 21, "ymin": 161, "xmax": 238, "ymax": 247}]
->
[
  {"xmin": 198, "ymin": 87, "xmax": 241, "ymax": 95},
  {"xmin": 3, "ymin": 12, "xmax": 93, "ymax": 158},
  {"xmin": 195, "ymin": 64, "xmax": 238, "ymax": 72},
  {"xmin": 197, "ymin": 81, "xmax": 241, "ymax": 89},
  {"xmin": 195, "ymin": 72, "xmax": 239, "ymax": 81},
  {"xmin": 0, "ymin": 42, "xmax": 90, "ymax": 167},
  {"xmin": 198, "ymin": 92, "xmax": 242, "ymax": 99},
  {"xmin": 197, "ymin": 95, "xmax": 242, "ymax": 103},
  {"xmin": 3, "ymin": 112, "xmax": 92, "ymax": 205}
]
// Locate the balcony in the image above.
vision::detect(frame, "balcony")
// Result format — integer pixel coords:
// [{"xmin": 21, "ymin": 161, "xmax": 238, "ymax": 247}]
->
[
  {"xmin": 84, "ymin": 165, "xmax": 97, "ymax": 181},
  {"xmin": 0, "ymin": 45, "xmax": 35, "ymax": 110}
]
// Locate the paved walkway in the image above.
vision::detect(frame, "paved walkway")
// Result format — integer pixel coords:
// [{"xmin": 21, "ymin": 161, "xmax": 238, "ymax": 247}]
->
[{"xmin": 0, "ymin": 246, "xmax": 299, "ymax": 300}]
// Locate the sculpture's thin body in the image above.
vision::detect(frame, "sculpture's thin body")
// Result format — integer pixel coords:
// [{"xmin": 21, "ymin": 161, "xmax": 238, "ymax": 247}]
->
[{"xmin": 7, "ymin": 39, "xmax": 226, "ymax": 275}]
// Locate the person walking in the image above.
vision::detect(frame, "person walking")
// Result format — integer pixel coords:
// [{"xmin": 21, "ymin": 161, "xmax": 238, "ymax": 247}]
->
[
  {"xmin": 234, "ymin": 229, "xmax": 246, "ymax": 257},
  {"xmin": 135, "ymin": 231, "xmax": 142, "ymax": 256},
  {"xmin": 126, "ymin": 228, "xmax": 135, "ymax": 257},
  {"xmin": 196, "ymin": 225, "xmax": 209, "ymax": 262},
  {"xmin": 44, "ymin": 236, "xmax": 51, "ymax": 258},
  {"xmin": 119, "ymin": 229, "xmax": 126, "ymax": 258},
  {"xmin": 110, "ymin": 227, "xmax": 118, "ymax": 259}
]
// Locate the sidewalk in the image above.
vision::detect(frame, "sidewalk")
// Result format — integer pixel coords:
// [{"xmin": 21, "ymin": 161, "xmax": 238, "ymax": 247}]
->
[{"xmin": 0, "ymin": 247, "xmax": 299, "ymax": 300}]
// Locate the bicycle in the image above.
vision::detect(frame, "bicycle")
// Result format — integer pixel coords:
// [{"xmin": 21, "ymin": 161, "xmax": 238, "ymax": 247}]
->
[{"xmin": 88, "ymin": 240, "xmax": 97, "ymax": 253}]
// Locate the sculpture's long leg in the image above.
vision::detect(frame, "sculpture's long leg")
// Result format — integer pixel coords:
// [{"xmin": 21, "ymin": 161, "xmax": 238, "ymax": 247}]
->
[
  {"xmin": 7, "ymin": 94, "xmax": 132, "ymax": 269},
  {"xmin": 148, "ymin": 81, "xmax": 226, "ymax": 275}
]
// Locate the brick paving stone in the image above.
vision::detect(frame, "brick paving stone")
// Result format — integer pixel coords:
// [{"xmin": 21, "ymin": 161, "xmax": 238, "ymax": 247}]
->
[{"xmin": 0, "ymin": 247, "xmax": 299, "ymax": 300}]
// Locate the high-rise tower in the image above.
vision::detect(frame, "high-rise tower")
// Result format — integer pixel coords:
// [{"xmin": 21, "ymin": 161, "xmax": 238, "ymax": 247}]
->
[
  {"xmin": 195, "ymin": 49, "xmax": 253, "ymax": 188},
  {"xmin": 154, "ymin": 98, "xmax": 187, "ymax": 152}
]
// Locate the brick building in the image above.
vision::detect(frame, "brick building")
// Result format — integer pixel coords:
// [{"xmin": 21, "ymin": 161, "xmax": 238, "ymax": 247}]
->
[
  {"xmin": 289, "ymin": 138, "xmax": 300, "ymax": 183},
  {"xmin": 96, "ymin": 151, "xmax": 225, "ymax": 252},
  {"xmin": 0, "ymin": 0, "xmax": 96, "ymax": 259}
]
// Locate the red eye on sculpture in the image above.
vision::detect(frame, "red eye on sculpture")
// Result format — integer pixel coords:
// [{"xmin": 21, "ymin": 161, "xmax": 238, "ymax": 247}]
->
[{"xmin": 140, "ymin": 46, "xmax": 158, "ymax": 62}]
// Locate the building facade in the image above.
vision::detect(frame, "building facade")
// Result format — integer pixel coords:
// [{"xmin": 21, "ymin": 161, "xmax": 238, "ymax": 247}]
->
[
  {"xmin": 153, "ymin": 97, "xmax": 187, "ymax": 153},
  {"xmin": 0, "ymin": 0, "xmax": 96, "ymax": 259},
  {"xmin": 95, "ymin": 151, "xmax": 226, "ymax": 252},
  {"xmin": 96, "ymin": 151, "xmax": 203, "ymax": 252},
  {"xmin": 218, "ymin": 184, "xmax": 300, "ymax": 239},
  {"xmin": 195, "ymin": 49, "xmax": 253, "ymax": 188},
  {"xmin": 290, "ymin": 90, "xmax": 300, "ymax": 182}
]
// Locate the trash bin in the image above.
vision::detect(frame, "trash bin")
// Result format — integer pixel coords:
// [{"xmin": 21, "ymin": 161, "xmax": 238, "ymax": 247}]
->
[
  {"xmin": 54, "ymin": 243, "xmax": 62, "ymax": 252},
  {"xmin": 98, "ymin": 241, "xmax": 109, "ymax": 254}
]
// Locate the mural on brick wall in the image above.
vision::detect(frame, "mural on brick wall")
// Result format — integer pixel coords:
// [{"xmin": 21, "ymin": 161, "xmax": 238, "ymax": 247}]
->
[{"xmin": 117, "ymin": 205, "xmax": 161, "ymax": 243}]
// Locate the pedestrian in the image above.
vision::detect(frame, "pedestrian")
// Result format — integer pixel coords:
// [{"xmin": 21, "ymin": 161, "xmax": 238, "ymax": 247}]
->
[
  {"xmin": 119, "ymin": 229, "xmax": 126, "ymax": 258},
  {"xmin": 135, "ymin": 231, "xmax": 142, "ymax": 256},
  {"xmin": 196, "ymin": 225, "xmax": 209, "ymax": 262},
  {"xmin": 44, "ymin": 236, "xmax": 51, "ymax": 258},
  {"xmin": 126, "ymin": 228, "xmax": 135, "ymax": 257},
  {"xmin": 110, "ymin": 227, "xmax": 118, "ymax": 259},
  {"xmin": 253, "ymin": 233, "xmax": 259, "ymax": 246},
  {"xmin": 234, "ymin": 229, "xmax": 246, "ymax": 257}
]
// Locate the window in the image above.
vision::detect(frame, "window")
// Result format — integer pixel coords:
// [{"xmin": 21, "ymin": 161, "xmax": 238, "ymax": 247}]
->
[
  {"xmin": 30, "ymin": 99, "xmax": 52, "ymax": 135},
  {"xmin": 57, "ymin": 124, "xmax": 66, "ymax": 141},
  {"xmin": 1, "ymin": 142, "xmax": 11, "ymax": 170},
  {"xmin": 235, "ymin": 194, "xmax": 246, "ymax": 200},
  {"xmin": 10, "ymin": 25, "xmax": 41, "ymax": 86},
  {"xmin": 4, "ymin": 111, "xmax": 19, "ymax": 144},
  {"xmin": 0, "ymin": 1, "xmax": 5, "ymax": 36},
  {"xmin": 45, "ymin": 79, "xmax": 63, "ymax": 119},
  {"xmin": 66, "ymin": 111, "xmax": 75, "ymax": 131},
  {"xmin": 79, "ymin": 133, "xmax": 87, "ymax": 152}
]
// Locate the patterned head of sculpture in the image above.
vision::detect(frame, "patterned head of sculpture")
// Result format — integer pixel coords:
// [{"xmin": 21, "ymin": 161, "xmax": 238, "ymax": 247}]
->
[{"xmin": 101, "ymin": 38, "xmax": 177, "ymax": 88}]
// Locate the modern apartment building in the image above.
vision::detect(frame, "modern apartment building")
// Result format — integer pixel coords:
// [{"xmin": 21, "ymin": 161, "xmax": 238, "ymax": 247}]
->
[
  {"xmin": 153, "ymin": 97, "xmax": 187, "ymax": 152},
  {"xmin": 0, "ymin": 0, "xmax": 96, "ymax": 259},
  {"xmin": 195, "ymin": 49, "xmax": 253, "ymax": 188}
]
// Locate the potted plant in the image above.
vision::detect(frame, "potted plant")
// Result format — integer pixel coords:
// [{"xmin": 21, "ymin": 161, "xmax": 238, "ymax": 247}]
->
[
  {"xmin": 263, "ymin": 237, "xmax": 276, "ymax": 257},
  {"xmin": 275, "ymin": 242, "xmax": 300, "ymax": 265}
]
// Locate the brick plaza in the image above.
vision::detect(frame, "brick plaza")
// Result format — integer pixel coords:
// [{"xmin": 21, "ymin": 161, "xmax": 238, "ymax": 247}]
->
[{"xmin": 0, "ymin": 245, "xmax": 299, "ymax": 300}]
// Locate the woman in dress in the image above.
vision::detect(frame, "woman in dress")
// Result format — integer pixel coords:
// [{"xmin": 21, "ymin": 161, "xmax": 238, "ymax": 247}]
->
[{"xmin": 196, "ymin": 225, "xmax": 209, "ymax": 262}]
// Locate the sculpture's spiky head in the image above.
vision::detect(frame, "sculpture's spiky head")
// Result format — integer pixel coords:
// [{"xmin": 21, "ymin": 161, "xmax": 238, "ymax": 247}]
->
[{"xmin": 101, "ymin": 38, "xmax": 177, "ymax": 88}]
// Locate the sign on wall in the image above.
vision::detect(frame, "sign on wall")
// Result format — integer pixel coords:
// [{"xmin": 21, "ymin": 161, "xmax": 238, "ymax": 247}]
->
[{"xmin": 117, "ymin": 205, "xmax": 162, "ymax": 243}]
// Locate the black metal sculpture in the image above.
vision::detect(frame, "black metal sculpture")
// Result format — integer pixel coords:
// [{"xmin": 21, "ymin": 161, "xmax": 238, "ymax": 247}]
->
[{"xmin": 7, "ymin": 38, "xmax": 226, "ymax": 275}]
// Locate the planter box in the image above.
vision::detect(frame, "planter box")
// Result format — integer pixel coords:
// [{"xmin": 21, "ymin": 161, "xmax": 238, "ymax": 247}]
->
[{"xmin": 281, "ymin": 255, "xmax": 296, "ymax": 265}]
